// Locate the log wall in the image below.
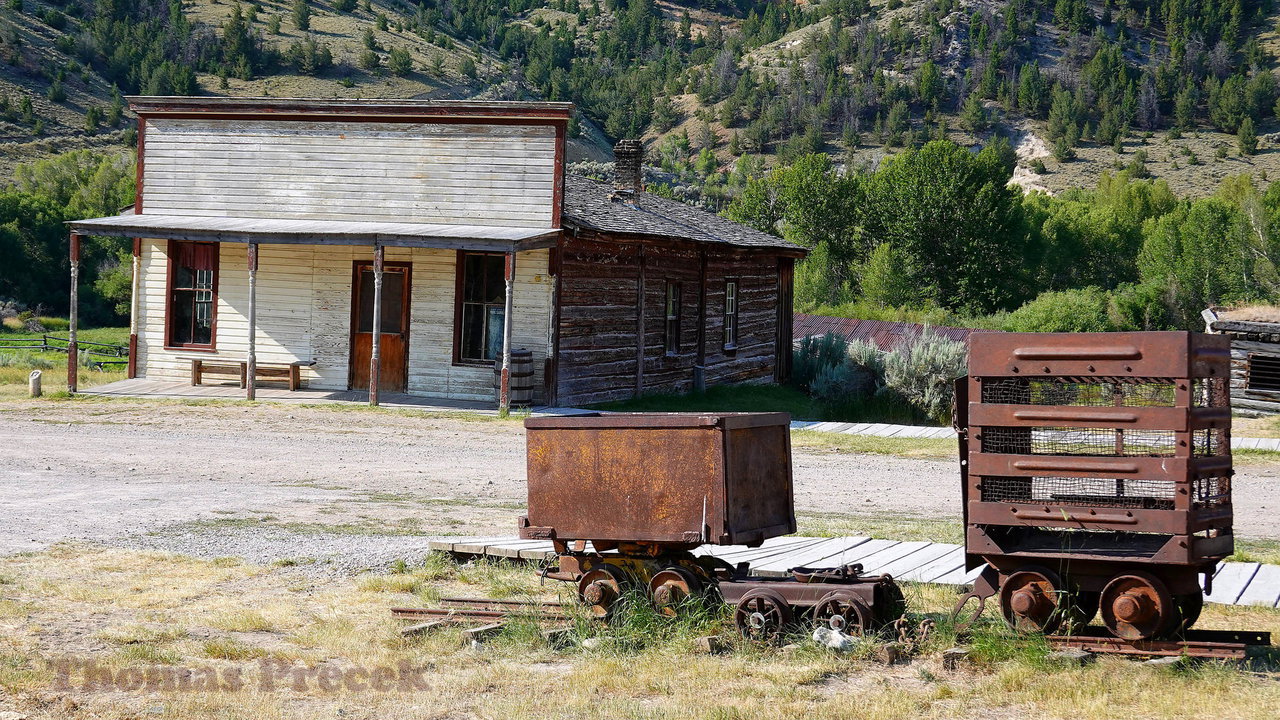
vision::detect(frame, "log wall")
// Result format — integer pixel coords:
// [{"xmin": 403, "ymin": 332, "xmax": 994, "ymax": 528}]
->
[
  {"xmin": 554, "ymin": 231, "xmax": 786, "ymax": 406},
  {"xmin": 136, "ymin": 240, "xmax": 553, "ymax": 403}
]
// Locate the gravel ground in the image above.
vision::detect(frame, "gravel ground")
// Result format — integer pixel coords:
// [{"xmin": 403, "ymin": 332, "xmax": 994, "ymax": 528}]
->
[{"xmin": 2, "ymin": 399, "xmax": 1278, "ymax": 573}]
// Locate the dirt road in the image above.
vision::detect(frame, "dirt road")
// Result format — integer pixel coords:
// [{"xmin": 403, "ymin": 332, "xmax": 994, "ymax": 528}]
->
[{"xmin": 2, "ymin": 399, "xmax": 1277, "ymax": 569}]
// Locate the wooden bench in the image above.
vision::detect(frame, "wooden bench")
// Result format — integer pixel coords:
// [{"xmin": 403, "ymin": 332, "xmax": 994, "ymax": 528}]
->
[{"xmin": 191, "ymin": 359, "xmax": 316, "ymax": 391}]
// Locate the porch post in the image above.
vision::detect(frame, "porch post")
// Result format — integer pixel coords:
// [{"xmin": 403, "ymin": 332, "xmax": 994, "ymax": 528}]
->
[
  {"xmin": 369, "ymin": 242, "xmax": 384, "ymax": 406},
  {"xmin": 246, "ymin": 242, "xmax": 258, "ymax": 401},
  {"xmin": 127, "ymin": 238, "xmax": 140, "ymax": 378},
  {"xmin": 67, "ymin": 232, "xmax": 80, "ymax": 393},
  {"xmin": 499, "ymin": 249, "xmax": 515, "ymax": 414}
]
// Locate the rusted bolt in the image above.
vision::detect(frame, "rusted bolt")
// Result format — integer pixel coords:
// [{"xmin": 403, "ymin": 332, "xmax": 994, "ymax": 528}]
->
[
  {"xmin": 1010, "ymin": 587, "xmax": 1042, "ymax": 615},
  {"xmin": 1012, "ymin": 367, "xmax": 1020, "ymax": 373},
  {"xmin": 1043, "ymin": 366, "xmax": 1051, "ymax": 373},
  {"xmin": 1125, "ymin": 365, "xmax": 1133, "ymax": 372},
  {"xmin": 1114, "ymin": 592, "xmax": 1151, "ymax": 623},
  {"xmin": 582, "ymin": 581, "xmax": 613, "ymax": 606},
  {"xmin": 1087, "ymin": 365, "xmax": 1096, "ymax": 372}
]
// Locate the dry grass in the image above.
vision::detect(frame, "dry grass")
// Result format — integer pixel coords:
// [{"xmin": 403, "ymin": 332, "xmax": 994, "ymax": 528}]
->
[{"xmin": 0, "ymin": 545, "xmax": 1277, "ymax": 719}]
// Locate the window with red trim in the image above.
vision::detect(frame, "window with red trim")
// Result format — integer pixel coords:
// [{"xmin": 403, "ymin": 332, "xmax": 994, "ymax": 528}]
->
[{"xmin": 167, "ymin": 241, "xmax": 218, "ymax": 348}]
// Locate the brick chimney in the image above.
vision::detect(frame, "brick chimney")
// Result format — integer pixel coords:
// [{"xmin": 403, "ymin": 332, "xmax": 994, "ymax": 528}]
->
[{"xmin": 612, "ymin": 139, "xmax": 644, "ymax": 195}]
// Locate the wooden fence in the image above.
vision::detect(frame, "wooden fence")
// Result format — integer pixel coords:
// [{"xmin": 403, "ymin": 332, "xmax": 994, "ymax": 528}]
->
[{"xmin": 0, "ymin": 335, "xmax": 129, "ymax": 371}]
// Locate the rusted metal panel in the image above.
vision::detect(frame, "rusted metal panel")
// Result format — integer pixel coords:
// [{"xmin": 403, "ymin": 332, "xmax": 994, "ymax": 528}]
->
[
  {"xmin": 967, "ymin": 331, "xmax": 1230, "ymax": 378},
  {"xmin": 967, "ymin": 404, "xmax": 1229, "ymax": 430},
  {"xmin": 522, "ymin": 412, "xmax": 795, "ymax": 547}
]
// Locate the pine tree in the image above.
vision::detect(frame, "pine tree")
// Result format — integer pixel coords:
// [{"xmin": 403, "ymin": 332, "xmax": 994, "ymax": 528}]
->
[
  {"xmin": 961, "ymin": 92, "xmax": 989, "ymax": 133},
  {"xmin": 1238, "ymin": 116, "xmax": 1258, "ymax": 156},
  {"xmin": 292, "ymin": 0, "xmax": 310, "ymax": 31}
]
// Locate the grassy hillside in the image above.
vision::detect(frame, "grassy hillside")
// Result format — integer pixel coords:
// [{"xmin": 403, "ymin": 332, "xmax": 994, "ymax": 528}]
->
[{"xmin": 4, "ymin": 0, "xmax": 1280, "ymax": 197}]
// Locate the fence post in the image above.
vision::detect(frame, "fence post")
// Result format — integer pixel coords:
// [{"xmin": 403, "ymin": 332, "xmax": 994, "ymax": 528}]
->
[
  {"xmin": 29, "ymin": 370, "xmax": 41, "ymax": 398},
  {"xmin": 68, "ymin": 232, "xmax": 80, "ymax": 394}
]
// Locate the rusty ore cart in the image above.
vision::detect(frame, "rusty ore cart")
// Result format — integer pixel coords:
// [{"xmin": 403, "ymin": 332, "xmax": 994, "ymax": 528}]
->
[
  {"xmin": 955, "ymin": 331, "xmax": 1235, "ymax": 640},
  {"xmin": 520, "ymin": 413, "xmax": 904, "ymax": 639}
]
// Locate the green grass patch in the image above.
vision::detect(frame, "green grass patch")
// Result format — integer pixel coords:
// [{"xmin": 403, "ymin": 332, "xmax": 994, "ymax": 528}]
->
[
  {"xmin": 791, "ymin": 429, "xmax": 957, "ymax": 459},
  {"xmin": 115, "ymin": 643, "xmax": 184, "ymax": 665},
  {"xmin": 1229, "ymin": 537, "xmax": 1280, "ymax": 565},
  {"xmin": 201, "ymin": 638, "xmax": 265, "ymax": 661},
  {"xmin": 0, "ymin": 325, "xmax": 129, "ymax": 345},
  {"xmin": 798, "ymin": 511, "xmax": 964, "ymax": 544},
  {"xmin": 593, "ymin": 382, "xmax": 933, "ymax": 424}
]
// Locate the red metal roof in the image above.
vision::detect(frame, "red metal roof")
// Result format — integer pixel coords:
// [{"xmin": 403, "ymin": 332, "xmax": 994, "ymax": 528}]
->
[{"xmin": 793, "ymin": 313, "xmax": 981, "ymax": 351}]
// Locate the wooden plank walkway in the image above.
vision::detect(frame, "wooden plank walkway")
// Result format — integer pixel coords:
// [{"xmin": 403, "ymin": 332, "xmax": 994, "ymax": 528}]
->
[{"xmin": 427, "ymin": 535, "xmax": 1279, "ymax": 607}]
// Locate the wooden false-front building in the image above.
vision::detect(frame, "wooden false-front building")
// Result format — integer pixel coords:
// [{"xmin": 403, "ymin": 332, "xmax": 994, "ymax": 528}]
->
[{"xmin": 67, "ymin": 98, "xmax": 803, "ymax": 408}]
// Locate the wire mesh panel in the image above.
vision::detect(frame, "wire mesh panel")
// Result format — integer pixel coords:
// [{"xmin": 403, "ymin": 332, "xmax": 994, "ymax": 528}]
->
[
  {"xmin": 1192, "ymin": 475, "xmax": 1231, "ymax": 508},
  {"xmin": 980, "ymin": 378, "xmax": 1178, "ymax": 407},
  {"xmin": 980, "ymin": 427, "xmax": 1184, "ymax": 456},
  {"xmin": 980, "ymin": 475, "xmax": 1177, "ymax": 509},
  {"xmin": 1193, "ymin": 377, "xmax": 1230, "ymax": 408}
]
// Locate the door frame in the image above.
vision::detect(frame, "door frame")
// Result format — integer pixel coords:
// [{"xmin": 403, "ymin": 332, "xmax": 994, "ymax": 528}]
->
[{"xmin": 347, "ymin": 260, "xmax": 413, "ymax": 391}]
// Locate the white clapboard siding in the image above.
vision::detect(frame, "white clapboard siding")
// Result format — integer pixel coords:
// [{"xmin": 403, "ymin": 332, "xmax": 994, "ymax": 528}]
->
[
  {"xmin": 137, "ymin": 240, "xmax": 552, "ymax": 402},
  {"xmin": 142, "ymin": 118, "xmax": 557, "ymax": 227}
]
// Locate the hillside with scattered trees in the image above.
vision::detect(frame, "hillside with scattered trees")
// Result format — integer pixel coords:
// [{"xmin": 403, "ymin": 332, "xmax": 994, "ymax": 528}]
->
[{"xmin": 5, "ymin": 0, "xmax": 1280, "ymax": 328}]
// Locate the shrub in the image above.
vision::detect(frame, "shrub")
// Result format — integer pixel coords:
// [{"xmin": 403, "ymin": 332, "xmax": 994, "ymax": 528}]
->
[
  {"xmin": 287, "ymin": 38, "xmax": 333, "ymax": 75},
  {"xmin": 358, "ymin": 50, "xmax": 380, "ymax": 71},
  {"xmin": 291, "ymin": 0, "xmax": 310, "ymax": 30},
  {"xmin": 1002, "ymin": 287, "xmax": 1114, "ymax": 333},
  {"xmin": 387, "ymin": 48, "xmax": 412, "ymax": 76},
  {"xmin": 808, "ymin": 362, "xmax": 875, "ymax": 403},
  {"xmin": 1107, "ymin": 282, "xmax": 1172, "ymax": 330},
  {"xmin": 880, "ymin": 330, "xmax": 967, "ymax": 424},
  {"xmin": 333, "ymin": 0, "xmax": 355, "ymax": 11},
  {"xmin": 792, "ymin": 332, "xmax": 848, "ymax": 390}
]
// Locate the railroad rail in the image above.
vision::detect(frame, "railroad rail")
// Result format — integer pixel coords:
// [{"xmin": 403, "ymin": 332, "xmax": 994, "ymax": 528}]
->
[
  {"xmin": 1045, "ymin": 627, "xmax": 1272, "ymax": 660},
  {"xmin": 391, "ymin": 597, "xmax": 571, "ymax": 623}
]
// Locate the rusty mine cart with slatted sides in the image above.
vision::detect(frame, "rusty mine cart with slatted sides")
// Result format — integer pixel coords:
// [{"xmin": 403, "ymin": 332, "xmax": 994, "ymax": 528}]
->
[
  {"xmin": 519, "ymin": 412, "xmax": 905, "ymax": 640},
  {"xmin": 953, "ymin": 331, "xmax": 1235, "ymax": 641}
]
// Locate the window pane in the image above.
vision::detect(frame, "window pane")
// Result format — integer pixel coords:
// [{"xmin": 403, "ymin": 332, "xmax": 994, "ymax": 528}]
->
[
  {"xmin": 483, "ymin": 255, "xmax": 504, "ymax": 304},
  {"xmin": 461, "ymin": 304, "xmax": 485, "ymax": 360},
  {"xmin": 357, "ymin": 270, "xmax": 375, "ymax": 333},
  {"xmin": 381, "ymin": 270, "xmax": 404, "ymax": 334},
  {"xmin": 485, "ymin": 305, "xmax": 506, "ymax": 360},
  {"xmin": 464, "ymin": 255, "xmax": 484, "ymax": 302},
  {"xmin": 171, "ymin": 290, "xmax": 194, "ymax": 345}
]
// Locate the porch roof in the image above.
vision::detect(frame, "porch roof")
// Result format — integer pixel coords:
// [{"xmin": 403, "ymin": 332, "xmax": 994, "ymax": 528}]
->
[{"xmin": 67, "ymin": 213, "xmax": 560, "ymax": 252}]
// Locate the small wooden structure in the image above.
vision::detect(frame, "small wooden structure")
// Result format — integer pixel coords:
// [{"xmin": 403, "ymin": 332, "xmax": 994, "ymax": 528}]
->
[
  {"xmin": 1203, "ymin": 306, "xmax": 1280, "ymax": 414},
  {"xmin": 66, "ymin": 98, "xmax": 803, "ymax": 409}
]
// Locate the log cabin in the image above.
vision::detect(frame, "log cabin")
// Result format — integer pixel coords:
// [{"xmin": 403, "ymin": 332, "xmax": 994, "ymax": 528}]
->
[
  {"xmin": 66, "ymin": 97, "xmax": 804, "ymax": 410},
  {"xmin": 1203, "ymin": 305, "xmax": 1280, "ymax": 414}
]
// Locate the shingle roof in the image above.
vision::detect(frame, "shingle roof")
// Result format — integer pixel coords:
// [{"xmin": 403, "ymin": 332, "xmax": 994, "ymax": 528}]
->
[
  {"xmin": 561, "ymin": 174, "xmax": 805, "ymax": 253},
  {"xmin": 793, "ymin": 313, "xmax": 983, "ymax": 351}
]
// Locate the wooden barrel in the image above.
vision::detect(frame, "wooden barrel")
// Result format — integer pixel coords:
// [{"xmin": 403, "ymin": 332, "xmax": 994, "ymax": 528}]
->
[{"xmin": 494, "ymin": 349, "xmax": 535, "ymax": 406}]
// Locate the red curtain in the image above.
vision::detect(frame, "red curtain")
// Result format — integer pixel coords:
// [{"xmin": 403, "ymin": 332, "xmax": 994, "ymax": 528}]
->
[{"xmin": 176, "ymin": 242, "xmax": 217, "ymax": 271}]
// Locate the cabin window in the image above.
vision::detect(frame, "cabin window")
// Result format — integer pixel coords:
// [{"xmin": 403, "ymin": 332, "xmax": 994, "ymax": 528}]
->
[
  {"xmin": 723, "ymin": 279, "xmax": 739, "ymax": 350},
  {"xmin": 664, "ymin": 281, "xmax": 681, "ymax": 354},
  {"xmin": 456, "ymin": 252, "xmax": 506, "ymax": 363},
  {"xmin": 1247, "ymin": 353, "xmax": 1280, "ymax": 392},
  {"xmin": 166, "ymin": 240, "xmax": 217, "ymax": 349}
]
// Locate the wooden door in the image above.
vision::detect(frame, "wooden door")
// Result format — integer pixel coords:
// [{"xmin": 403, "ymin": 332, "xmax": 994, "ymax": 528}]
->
[{"xmin": 350, "ymin": 262, "xmax": 411, "ymax": 392}]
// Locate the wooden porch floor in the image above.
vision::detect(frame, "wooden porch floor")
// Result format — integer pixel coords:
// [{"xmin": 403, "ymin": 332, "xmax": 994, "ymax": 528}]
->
[{"xmin": 80, "ymin": 377, "xmax": 510, "ymax": 413}]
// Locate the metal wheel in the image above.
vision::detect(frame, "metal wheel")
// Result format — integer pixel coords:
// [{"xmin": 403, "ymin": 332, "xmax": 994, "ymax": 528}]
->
[
  {"xmin": 577, "ymin": 564, "xmax": 629, "ymax": 620},
  {"xmin": 1101, "ymin": 571, "xmax": 1175, "ymax": 640},
  {"xmin": 648, "ymin": 567, "xmax": 702, "ymax": 617},
  {"xmin": 812, "ymin": 590, "xmax": 873, "ymax": 635},
  {"xmin": 1171, "ymin": 592, "xmax": 1204, "ymax": 634},
  {"xmin": 998, "ymin": 566, "xmax": 1067, "ymax": 634},
  {"xmin": 734, "ymin": 589, "xmax": 793, "ymax": 642}
]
